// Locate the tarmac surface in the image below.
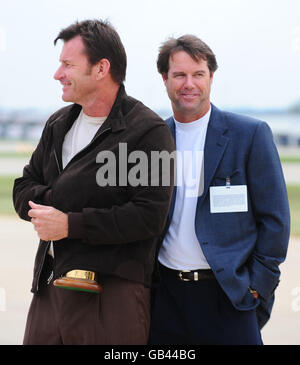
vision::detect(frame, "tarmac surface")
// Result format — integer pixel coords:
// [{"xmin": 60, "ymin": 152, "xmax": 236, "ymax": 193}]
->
[{"xmin": 0, "ymin": 215, "xmax": 299, "ymax": 345}]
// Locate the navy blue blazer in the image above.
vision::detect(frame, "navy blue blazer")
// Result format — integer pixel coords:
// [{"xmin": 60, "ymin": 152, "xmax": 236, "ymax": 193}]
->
[{"xmin": 164, "ymin": 104, "xmax": 290, "ymax": 329}]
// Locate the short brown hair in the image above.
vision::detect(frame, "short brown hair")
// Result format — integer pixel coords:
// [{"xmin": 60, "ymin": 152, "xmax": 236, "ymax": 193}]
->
[
  {"xmin": 54, "ymin": 19, "xmax": 127, "ymax": 84},
  {"xmin": 157, "ymin": 34, "xmax": 218, "ymax": 76}
]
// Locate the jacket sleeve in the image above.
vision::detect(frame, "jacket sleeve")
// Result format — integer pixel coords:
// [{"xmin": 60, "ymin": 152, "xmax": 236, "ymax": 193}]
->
[
  {"xmin": 13, "ymin": 120, "xmax": 52, "ymax": 221},
  {"xmin": 67, "ymin": 124, "xmax": 175, "ymax": 244},
  {"xmin": 246, "ymin": 121, "xmax": 290, "ymax": 300}
]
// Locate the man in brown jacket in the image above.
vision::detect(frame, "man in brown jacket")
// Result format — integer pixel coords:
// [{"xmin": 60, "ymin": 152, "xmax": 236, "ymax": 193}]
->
[{"xmin": 13, "ymin": 19, "xmax": 174, "ymax": 345}]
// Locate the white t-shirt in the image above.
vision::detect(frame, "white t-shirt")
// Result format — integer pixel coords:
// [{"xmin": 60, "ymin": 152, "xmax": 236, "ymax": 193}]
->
[
  {"xmin": 62, "ymin": 110, "xmax": 107, "ymax": 168},
  {"xmin": 48, "ymin": 110, "xmax": 107, "ymax": 257},
  {"xmin": 159, "ymin": 108, "xmax": 211, "ymax": 270}
]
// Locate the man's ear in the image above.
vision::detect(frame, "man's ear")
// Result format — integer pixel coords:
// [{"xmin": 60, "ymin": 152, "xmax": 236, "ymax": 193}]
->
[
  {"xmin": 96, "ymin": 58, "xmax": 111, "ymax": 80},
  {"xmin": 162, "ymin": 73, "xmax": 168, "ymax": 84}
]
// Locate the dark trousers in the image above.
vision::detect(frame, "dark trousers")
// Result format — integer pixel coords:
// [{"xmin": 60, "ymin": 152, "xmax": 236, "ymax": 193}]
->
[
  {"xmin": 23, "ymin": 256, "xmax": 150, "ymax": 345},
  {"xmin": 149, "ymin": 264, "xmax": 263, "ymax": 345}
]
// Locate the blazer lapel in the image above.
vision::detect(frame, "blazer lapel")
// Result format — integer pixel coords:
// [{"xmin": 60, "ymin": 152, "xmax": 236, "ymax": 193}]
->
[
  {"xmin": 165, "ymin": 117, "xmax": 177, "ymax": 221},
  {"xmin": 197, "ymin": 104, "xmax": 229, "ymax": 207}
]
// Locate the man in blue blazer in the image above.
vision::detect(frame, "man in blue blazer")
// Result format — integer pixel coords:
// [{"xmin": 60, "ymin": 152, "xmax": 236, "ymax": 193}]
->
[{"xmin": 149, "ymin": 35, "xmax": 290, "ymax": 345}]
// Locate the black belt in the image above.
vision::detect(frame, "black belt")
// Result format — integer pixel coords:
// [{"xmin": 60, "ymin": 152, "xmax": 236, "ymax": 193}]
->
[{"xmin": 160, "ymin": 263, "xmax": 215, "ymax": 282}]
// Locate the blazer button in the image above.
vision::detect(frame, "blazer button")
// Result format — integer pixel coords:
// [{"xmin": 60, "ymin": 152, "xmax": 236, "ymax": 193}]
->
[{"xmin": 202, "ymin": 241, "xmax": 208, "ymax": 245}]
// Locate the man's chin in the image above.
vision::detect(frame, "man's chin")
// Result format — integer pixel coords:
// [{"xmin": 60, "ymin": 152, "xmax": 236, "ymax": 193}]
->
[
  {"xmin": 177, "ymin": 104, "xmax": 200, "ymax": 116},
  {"xmin": 62, "ymin": 94, "xmax": 73, "ymax": 103}
]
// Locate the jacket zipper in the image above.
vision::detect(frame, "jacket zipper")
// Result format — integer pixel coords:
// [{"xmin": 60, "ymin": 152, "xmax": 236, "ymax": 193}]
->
[
  {"xmin": 54, "ymin": 149, "xmax": 62, "ymax": 174},
  {"xmin": 35, "ymin": 147, "xmax": 62, "ymax": 291},
  {"xmin": 36, "ymin": 240, "xmax": 50, "ymax": 292}
]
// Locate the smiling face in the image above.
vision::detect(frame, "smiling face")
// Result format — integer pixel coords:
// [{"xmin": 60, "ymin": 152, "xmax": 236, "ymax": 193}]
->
[
  {"xmin": 163, "ymin": 51, "xmax": 214, "ymax": 123},
  {"xmin": 53, "ymin": 35, "xmax": 99, "ymax": 106}
]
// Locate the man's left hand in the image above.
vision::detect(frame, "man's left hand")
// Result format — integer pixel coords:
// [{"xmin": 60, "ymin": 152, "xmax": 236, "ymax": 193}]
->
[{"xmin": 28, "ymin": 201, "xmax": 68, "ymax": 241}]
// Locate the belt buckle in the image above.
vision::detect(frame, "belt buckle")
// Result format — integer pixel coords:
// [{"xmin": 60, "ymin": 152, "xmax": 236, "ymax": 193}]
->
[{"xmin": 178, "ymin": 270, "xmax": 192, "ymax": 281}]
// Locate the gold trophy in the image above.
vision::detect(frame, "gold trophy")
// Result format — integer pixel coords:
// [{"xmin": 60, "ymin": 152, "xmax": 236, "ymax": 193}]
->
[{"xmin": 53, "ymin": 270, "xmax": 103, "ymax": 294}]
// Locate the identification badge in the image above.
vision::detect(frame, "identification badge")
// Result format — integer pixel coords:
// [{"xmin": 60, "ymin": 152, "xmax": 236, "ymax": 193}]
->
[{"xmin": 210, "ymin": 184, "xmax": 248, "ymax": 213}]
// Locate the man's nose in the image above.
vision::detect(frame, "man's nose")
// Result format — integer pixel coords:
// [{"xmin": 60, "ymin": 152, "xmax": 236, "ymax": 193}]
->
[
  {"xmin": 53, "ymin": 65, "xmax": 63, "ymax": 80},
  {"xmin": 183, "ymin": 75, "xmax": 195, "ymax": 89}
]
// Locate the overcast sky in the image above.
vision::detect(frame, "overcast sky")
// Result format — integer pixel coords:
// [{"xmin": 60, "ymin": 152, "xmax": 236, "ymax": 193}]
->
[{"xmin": 1, "ymin": 0, "xmax": 300, "ymax": 113}]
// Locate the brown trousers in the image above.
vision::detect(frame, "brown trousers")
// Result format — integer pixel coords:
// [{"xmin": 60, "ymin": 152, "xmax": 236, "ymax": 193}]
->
[{"xmin": 23, "ymin": 257, "xmax": 150, "ymax": 345}]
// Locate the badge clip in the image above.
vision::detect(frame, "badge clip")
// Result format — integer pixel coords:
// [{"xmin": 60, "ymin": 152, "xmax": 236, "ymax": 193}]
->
[{"xmin": 226, "ymin": 176, "xmax": 231, "ymax": 188}]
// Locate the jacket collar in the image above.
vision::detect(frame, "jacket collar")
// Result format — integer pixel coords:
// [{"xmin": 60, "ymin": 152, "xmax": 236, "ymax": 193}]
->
[
  {"xmin": 51, "ymin": 83, "xmax": 127, "ymax": 170},
  {"xmin": 165, "ymin": 103, "xmax": 228, "ymax": 140},
  {"xmin": 52, "ymin": 83, "xmax": 127, "ymax": 135},
  {"xmin": 94, "ymin": 83, "xmax": 127, "ymax": 136}
]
